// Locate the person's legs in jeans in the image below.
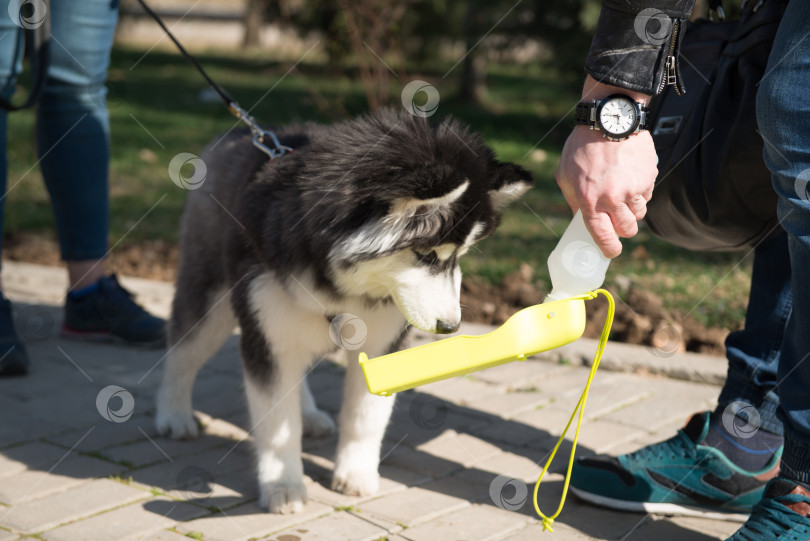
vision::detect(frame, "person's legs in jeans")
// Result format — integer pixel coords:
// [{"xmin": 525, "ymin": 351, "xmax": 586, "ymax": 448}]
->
[
  {"xmin": 0, "ymin": 8, "xmax": 30, "ymax": 375},
  {"xmin": 34, "ymin": 1, "xmax": 164, "ymax": 347},
  {"xmin": 728, "ymin": 0, "xmax": 810, "ymax": 537},
  {"xmin": 37, "ymin": 0, "xmax": 117, "ymax": 288},
  {"xmin": 709, "ymin": 230, "xmax": 791, "ymax": 470}
]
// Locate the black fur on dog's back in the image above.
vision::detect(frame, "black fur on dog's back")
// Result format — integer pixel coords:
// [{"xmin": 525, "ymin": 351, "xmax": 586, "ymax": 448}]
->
[{"xmin": 232, "ymin": 108, "xmax": 531, "ymax": 288}]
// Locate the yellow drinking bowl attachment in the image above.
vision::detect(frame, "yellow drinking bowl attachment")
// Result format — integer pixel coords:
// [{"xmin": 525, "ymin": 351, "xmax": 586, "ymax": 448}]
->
[{"xmin": 359, "ymin": 289, "xmax": 616, "ymax": 534}]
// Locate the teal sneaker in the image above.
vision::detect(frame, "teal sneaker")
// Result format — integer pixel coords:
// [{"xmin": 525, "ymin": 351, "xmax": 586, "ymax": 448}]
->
[
  {"xmin": 727, "ymin": 478, "xmax": 810, "ymax": 540},
  {"xmin": 570, "ymin": 412, "xmax": 781, "ymax": 521}
]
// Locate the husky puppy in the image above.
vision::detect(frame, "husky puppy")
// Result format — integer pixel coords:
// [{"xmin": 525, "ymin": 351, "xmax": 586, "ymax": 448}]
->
[{"xmin": 155, "ymin": 108, "xmax": 532, "ymax": 513}]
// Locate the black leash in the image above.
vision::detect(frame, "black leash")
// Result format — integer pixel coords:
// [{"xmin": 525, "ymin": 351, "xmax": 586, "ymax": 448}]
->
[{"xmin": 135, "ymin": 0, "xmax": 292, "ymax": 159}]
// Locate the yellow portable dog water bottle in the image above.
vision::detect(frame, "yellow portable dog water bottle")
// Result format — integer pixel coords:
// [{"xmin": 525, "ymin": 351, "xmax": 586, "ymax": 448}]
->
[
  {"xmin": 545, "ymin": 210, "xmax": 610, "ymax": 302},
  {"xmin": 359, "ymin": 210, "xmax": 618, "ymax": 533}
]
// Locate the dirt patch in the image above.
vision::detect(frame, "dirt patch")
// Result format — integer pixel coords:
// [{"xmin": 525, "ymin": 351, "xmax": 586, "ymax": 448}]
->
[
  {"xmin": 461, "ymin": 262, "xmax": 729, "ymax": 356},
  {"xmin": 5, "ymin": 233, "xmax": 730, "ymax": 355}
]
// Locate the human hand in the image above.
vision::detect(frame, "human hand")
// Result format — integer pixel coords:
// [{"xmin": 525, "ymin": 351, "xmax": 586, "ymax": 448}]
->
[{"xmin": 555, "ymin": 76, "xmax": 658, "ymax": 258}]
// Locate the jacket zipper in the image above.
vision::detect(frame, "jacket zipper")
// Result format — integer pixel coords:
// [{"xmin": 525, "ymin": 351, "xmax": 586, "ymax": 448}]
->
[{"xmin": 658, "ymin": 18, "xmax": 685, "ymax": 95}]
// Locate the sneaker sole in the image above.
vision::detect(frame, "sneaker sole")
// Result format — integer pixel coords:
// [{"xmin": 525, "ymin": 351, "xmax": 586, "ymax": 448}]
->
[
  {"xmin": 60, "ymin": 327, "xmax": 165, "ymax": 349},
  {"xmin": 570, "ymin": 487, "xmax": 750, "ymax": 523}
]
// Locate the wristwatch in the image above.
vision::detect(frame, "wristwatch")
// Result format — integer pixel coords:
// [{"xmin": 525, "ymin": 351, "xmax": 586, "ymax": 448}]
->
[{"xmin": 575, "ymin": 94, "xmax": 649, "ymax": 141}]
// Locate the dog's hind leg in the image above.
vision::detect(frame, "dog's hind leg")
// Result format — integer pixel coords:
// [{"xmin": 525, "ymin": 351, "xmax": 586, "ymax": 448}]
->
[
  {"xmin": 155, "ymin": 287, "xmax": 237, "ymax": 439},
  {"xmin": 332, "ymin": 309, "xmax": 406, "ymax": 496},
  {"xmin": 301, "ymin": 377, "xmax": 336, "ymax": 438}
]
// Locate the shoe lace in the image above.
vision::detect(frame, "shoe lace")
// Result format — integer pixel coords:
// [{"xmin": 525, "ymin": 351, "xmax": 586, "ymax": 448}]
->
[
  {"xmin": 732, "ymin": 495, "xmax": 810, "ymax": 540},
  {"xmin": 626, "ymin": 430, "xmax": 696, "ymax": 463}
]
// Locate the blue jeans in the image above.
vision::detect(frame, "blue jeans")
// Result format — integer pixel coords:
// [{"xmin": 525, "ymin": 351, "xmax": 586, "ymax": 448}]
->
[
  {"xmin": 0, "ymin": 0, "xmax": 118, "ymax": 261},
  {"xmin": 750, "ymin": 0, "xmax": 810, "ymax": 486}
]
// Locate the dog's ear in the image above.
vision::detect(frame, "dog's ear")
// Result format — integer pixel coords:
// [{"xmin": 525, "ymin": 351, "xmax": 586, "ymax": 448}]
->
[
  {"xmin": 489, "ymin": 162, "xmax": 533, "ymax": 209},
  {"xmin": 388, "ymin": 180, "xmax": 469, "ymax": 223}
]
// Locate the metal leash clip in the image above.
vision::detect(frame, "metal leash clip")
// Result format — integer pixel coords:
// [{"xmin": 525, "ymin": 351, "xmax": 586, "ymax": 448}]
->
[{"xmin": 228, "ymin": 103, "xmax": 293, "ymax": 160}]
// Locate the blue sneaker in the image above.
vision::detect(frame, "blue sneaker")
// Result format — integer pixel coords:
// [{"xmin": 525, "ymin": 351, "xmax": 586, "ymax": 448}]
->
[
  {"xmin": 62, "ymin": 275, "xmax": 166, "ymax": 348},
  {"xmin": 570, "ymin": 412, "xmax": 781, "ymax": 521},
  {"xmin": 727, "ymin": 478, "xmax": 810, "ymax": 540},
  {"xmin": 0, "ymin": 295, "xmax": 29, "ymax": 376}
]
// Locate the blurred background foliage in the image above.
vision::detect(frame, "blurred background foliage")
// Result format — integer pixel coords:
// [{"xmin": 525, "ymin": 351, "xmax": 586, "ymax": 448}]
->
[{"xmin": 4, "ymin": 0, "xmax": 752, "ymax": 331}]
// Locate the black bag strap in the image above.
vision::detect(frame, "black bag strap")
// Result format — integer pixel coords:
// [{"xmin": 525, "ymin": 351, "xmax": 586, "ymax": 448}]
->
[{"xmin": 0, "ymin": 0, "xmax": 50, "ymax": 111}]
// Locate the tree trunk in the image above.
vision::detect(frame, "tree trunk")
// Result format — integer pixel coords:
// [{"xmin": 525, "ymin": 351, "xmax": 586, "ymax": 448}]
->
[
  {"xmin": 243, "ymin": 0, "xmax": 265, "ymax": 48},
  {"xmin": 458, "ymin": 6, "xmax": 486, "ymax": 104}
]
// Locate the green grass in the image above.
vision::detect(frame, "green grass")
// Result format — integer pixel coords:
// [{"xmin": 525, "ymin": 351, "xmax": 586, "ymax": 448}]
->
[{"xmin": 4, "ymin": 45, "xmax": 751, "ymax": 329}]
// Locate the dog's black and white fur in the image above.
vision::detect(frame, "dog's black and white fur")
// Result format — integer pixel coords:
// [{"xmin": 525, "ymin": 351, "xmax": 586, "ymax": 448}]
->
[{"xmin": 155, "ymin": 108, "xmax": 533, "ymax": 513}]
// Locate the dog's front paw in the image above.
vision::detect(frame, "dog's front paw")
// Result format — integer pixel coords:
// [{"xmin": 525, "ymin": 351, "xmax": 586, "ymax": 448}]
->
[
  {"xmin": 155, "ymin": 406, "xmax": 199, "ymax": 439},
  {"xmin": 303, "ymin": 409, "xmax": 336, "ymax": 438},
  {"xmin": 260, "ymin": 481, "xmax": 308, "ymax": 514},
  {"xmin": 331, "ymin": 466, "xmax": 379, "ymax": 496}
]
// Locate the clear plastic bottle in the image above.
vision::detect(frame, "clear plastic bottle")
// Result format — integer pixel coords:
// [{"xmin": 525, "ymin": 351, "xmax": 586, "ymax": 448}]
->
[{"xmin": 545, "ymin": 211, "xmax": 611, "ymax": 302}]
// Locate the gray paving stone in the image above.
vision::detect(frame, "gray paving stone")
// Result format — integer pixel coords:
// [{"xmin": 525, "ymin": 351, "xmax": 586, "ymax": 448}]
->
[
  {"xmin": 380, "ymin": 442, "xmax": 464, "ymax": 479},
  {"xmin": 401, "ymin": 504, "xmax": 530, "ymax": 541},
  {"xmin": 0, "ymin": 479, "xmax": 148, "ymax": 533},
  {"xmin": 0, "ymin": 442, "xmax": 73, "ymax": 478},
  {"xmin": 414, "ymin": 431, "xmax": 504, "ymax": 468},
  {"xmin": 0, "ymin": 395, "xmax": 68, "ymax": 447},
  {"xmin": 259, "ymin": 511, "xmax": 388, "ymax": 541},
  {"xmin": 547, "ymin": 372, "xmax": 654, "ymax": 420},
  {"xmin": 128, "ymin": 447, "xmax": 254, "ymax": 499},
  {"xmin": 0, "ymin": 529, "xmax": 18, "ymax": 541},
  {"xmin": 599, "ymin": 377, "xmax": 719, "ymax": 431},
  {"xmin": 513, "ymin": 406, "xmax": 646, "ymax": 455},
  {"xmin": 663, "ymin": 515, "xmax": 740, "ymax": 539},
  {"xmin": 357, "ymin": 485, "xmax": 469, "ymax": 528},
  {"xmin": 454, "ymin": 450, "xmax": 544, "ymax": 486},
  {"xmin": 41, "ymin": 498, "xmax": 208, "ymax": 541},
  {"xmin": 415, "ymin": 377, "xmax": 503, "ymax": 405},
  {"xmin": 305, "ymin": 464, "xmax": 427, "ymax": 509},
  {"xmin": 497, "ymin": 521, "xmax": 591, "ymax": 540},
  {"xmin": 470, "ymin": 358, "xmax": 573, "ymax": 387},
  {"xmin": 0, "ymin": 455, "xmax": 125, "ymax": 505},
  {"xmin": 176, "ymin": 501, "xmax": 333, "ymax": 541},
  {"xmin": 103, "ymin": 433, "xmax": 226, "ymax": 468},
  {"xmin": 133, "ymin": 530, "xmax": 195, "ymax": 541},
  {"xmin": 46, "ymin": 414, "xmax": 159, "ymax": 452}
]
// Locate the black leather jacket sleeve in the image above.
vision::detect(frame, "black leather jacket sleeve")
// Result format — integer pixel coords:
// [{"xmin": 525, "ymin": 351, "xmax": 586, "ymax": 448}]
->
[{"xmin": 585, "ymin": 0, "xmax": 696, "ymax": 95}]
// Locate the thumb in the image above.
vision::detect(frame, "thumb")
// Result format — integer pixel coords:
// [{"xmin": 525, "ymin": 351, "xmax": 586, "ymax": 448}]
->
[{"xmin": 582, "ymin": 209, "xmax": 622, "ymax": 259}]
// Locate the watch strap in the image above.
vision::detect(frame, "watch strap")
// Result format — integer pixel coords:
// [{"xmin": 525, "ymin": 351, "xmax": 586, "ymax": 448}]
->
[{"xmin": 574, "ymin": 102, "xmax": 595, "ymax": 127}]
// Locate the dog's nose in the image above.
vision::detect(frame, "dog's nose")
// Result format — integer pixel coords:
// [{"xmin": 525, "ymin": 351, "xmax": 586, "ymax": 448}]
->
[{"xmin": 435, "ymin": 319, "xmax": 460, "ymax": 334}]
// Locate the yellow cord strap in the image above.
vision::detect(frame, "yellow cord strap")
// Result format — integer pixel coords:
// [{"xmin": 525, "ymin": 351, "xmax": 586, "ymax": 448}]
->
[{"xmin": 533, "ymin": 288, "xmax": 615, "ymax": 533}]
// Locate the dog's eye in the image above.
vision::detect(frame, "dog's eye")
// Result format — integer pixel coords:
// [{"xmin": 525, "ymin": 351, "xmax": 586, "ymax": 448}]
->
[{"xmin": 413, "ymin": 249, "xmax": 439, "ymax": 265}]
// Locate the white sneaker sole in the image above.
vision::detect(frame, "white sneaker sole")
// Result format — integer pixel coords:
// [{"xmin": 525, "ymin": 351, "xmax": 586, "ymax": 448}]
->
[{"xmin": 570, "ymin": 487, "xmax": 750, "ymax": 523}]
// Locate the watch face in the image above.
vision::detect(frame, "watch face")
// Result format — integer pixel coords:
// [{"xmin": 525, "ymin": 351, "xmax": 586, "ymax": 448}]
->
[{"xmin": 597, "ymin": 96, "xmax": 639, "ymax": 138}]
